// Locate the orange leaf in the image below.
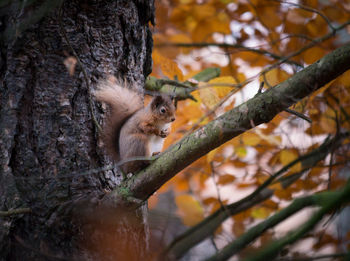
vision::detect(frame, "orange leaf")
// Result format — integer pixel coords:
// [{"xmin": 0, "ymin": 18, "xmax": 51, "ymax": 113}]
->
[
  {"xmin": 242, "ymin": 132, "xmax": 261, "ymax": 146},
  {"xmin": 303, "ymin": 47, "xmax": 326, "ymax": 64},
  {"xmin": 175, "ymin": 194, "xmax": 204, "ymax": 226},
  {"xmin": 207, "ymin": 148, "xmax": 218, "ymax": 163},
  {"xmin": 208, "ymin": 76, "xmax": 236, "ymax": 98},
  {"xmin": 152, "ymin": 50, "xmax": 184, "ymax": 80},
  {"xmin": 259, "ymin": 6, "xmax": 282, "ymax": 29},
  {"xmin": 217, "ymin": 174, "xmax": 236, "ymax": 185}
]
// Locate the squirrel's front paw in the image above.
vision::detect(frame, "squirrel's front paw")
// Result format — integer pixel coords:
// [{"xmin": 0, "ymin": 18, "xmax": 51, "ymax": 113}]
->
[{"xmin": 159, "ymin": 129, "xmax": 170, "ymax": 138}]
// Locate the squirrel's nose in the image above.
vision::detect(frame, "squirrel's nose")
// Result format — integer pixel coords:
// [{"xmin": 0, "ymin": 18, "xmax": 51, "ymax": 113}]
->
[{"xmin": 171, "ymin": 117, "xmax": 175, "ymax": 122}]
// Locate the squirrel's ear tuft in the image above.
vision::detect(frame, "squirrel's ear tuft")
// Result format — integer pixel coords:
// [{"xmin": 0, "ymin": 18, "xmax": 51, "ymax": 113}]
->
[{"xmin": 151, "ymin": 95, "xmax": 164, "ymax": 109}]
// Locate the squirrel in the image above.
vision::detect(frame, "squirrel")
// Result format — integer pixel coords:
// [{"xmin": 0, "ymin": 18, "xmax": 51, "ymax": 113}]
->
[{"xmin": 94, "ymin": 77, "xmax": 176, "ymax": 175}]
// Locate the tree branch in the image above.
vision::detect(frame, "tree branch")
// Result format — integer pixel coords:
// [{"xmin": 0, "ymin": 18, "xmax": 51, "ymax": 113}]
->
[
  {"xmin": 244, "ymin": 179, "xmax": 350, "ymax": 261},
  {"xmin": 163, "ymin": 133, "xmax": 347, "ymax": 259},
  {"xmin": 145, "ymin": 67, "xmax": 221, "ymax": 101},
  {"xmin": 205, "ymin": 192, "xmax": 326, "ymax": 261},
  {"xmin": 109, "ymin": 43, "xmax": 350, "ymax": 205}
]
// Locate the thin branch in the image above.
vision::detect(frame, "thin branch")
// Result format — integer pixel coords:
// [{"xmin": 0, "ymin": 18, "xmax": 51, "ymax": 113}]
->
[
  {"xmin": 163, "ymin": 133, "xmax": 347, "ymax": 259},
  {"xmin": 257, "ymin": 82, "xmax": 264, "ymax": 94},
  {"xmin": 275, "ymin": 253, "xmax": 348, "ymax": 261},
  {"xmin": 284, "ymin": 108, "xmax": 312, "ymax": 123},
  {"xmin": 244, "ymin": 179, "xmax": 350, "ymax": 261},
  {"xmin": 260, "ymin": 20, "xmax": 350, "ymax": 75},
  {"xmin": 156, "ymin": 42, "xmax": 302, "ymax": 67},
  {"xmin": 274, "ymin": 0, "xmax": 335, "ymax": 31},
  {"xmin": 145, "ymin": 68, "xmax": 221, "ymax": 101},
  {"xmin": 0, "ymin": 208, "xmax": 31, "ymax": 217},
  {"xmin": 210, "ymin": 163, "xmax": 226, "ymax": 210},
  {"xmin": 205, "ymin": 192, "xmax": 324, "ymax": 261}
]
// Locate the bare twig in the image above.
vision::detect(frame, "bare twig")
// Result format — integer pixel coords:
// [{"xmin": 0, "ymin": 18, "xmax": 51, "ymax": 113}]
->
[
  {"xmin": 284, "ymin": 108, "xmax": 312, "ymax": 123},
  {"xmin": 275, "ymin": 253, "xmax": 347, "ymax": 261},
  {"xmin": 156, "ymin": 42, "xmax": 302, "ymax": 67},
  {"xmin": 260, "ymin": 20, "xmax": 350, "ymax": 75},
  {"xmin": 257, "ymin": 82, "xmax": 264, "ymax": 94},
  {"xmin": 274, "ymin": 0, "xmax": 335, "ymax": 31},
  {"xmin": 0, "ymin": 208, "xmax": 31, "ymax": 217},
  {"xmin": 244, "ymin": 179, "xmax": 350, "ymax": 261}
]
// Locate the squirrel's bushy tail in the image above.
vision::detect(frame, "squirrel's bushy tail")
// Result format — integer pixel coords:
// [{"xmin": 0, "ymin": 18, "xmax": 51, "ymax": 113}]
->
[{"xmin": 95, "ymin": 78, "xmax": 143, "ymax": 161}]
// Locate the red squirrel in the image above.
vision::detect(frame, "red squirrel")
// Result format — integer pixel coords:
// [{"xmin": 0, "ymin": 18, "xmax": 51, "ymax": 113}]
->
[{"xmin": 94, "ymin": 78, "xmax": 176, "ymax": 175}]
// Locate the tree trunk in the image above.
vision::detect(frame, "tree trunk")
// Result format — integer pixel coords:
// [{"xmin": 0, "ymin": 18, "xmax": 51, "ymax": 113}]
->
[{"xmin": 0, "ymin": 0, "xmax": 154, "ymax": 259}]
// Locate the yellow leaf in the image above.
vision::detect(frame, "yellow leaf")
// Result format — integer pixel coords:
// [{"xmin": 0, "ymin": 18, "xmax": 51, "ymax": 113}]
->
[
  {"xmin": 280, "ymin": 149, "xmax": 298, "ymax": 165},
  {"xmin": 280, "ymin": 149, "xmax": 302, "ymax": 173},
  {"xmin": 170, "ymin": 34, "xmax": 192, "ymax": 44},
  {"xmin": 251, "ymin": 207, "xmax": 270, "ymax": 219},
  {"xmin": 185, "ymin": 16, "xmax": 197, "ymax": 32},
  {"xmin": 175, "ymin": 195, "xmax": 204, "ymax": 226},
  {"xmin": 235, "ymin": 146, "xmax": 247, "ymax": 159},
  {"xmin": 179, "ymin": 0, "xmax": 193, "ymax": 4},
  {"xmin": 242, "ymin": 132, "xmax": 261, "ymax": 146},
  {"xmin": 261, "ymin": 69, "xmax": 290, "ymax": 87},
  {"xmin": 170, "ymin": 5, "xmax": 192, "ymax": 30},
  {"xmin": 199, "ymin": 83, "xmax": 219, "ymax": 110},
  {"xmin": 209, "ymin": 16, "xmax": 231, "ymax": 35},
  {"xmin": 320, "ymin": 108, "xmax": 336, "ymax": 134},
  {"xmin": 208, "ymin": 76, "xmax": 236, "ymax": 98},
  {"xmin": 192, "ymin": 4, "xmax": 216, "ymax": 20},
  {"xmin": 337, "ymin": 71, "xmax": 350, "ymax": 86}
]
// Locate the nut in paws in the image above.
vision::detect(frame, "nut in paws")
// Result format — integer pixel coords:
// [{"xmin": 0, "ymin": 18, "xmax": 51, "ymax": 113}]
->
[{"xmin": 160, "ymin": 129, "xmax": 170, "ymax": 138}]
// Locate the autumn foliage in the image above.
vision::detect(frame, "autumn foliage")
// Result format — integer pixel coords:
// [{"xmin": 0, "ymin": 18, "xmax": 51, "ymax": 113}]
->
[{"xmin": 148, "ymin": 0, "xmax": 350, "ymax": 259}]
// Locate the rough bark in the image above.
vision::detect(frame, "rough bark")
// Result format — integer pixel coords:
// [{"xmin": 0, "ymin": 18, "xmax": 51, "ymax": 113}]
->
[{"xmin": 0, "ymin": 0, "xmax": 154, "ymax": 260}]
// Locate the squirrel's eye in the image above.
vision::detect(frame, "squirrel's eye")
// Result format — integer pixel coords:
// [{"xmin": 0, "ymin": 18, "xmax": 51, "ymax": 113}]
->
[{"xmin": 160, "ymin": 107, "xmax": 166, "ymax": 114}]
